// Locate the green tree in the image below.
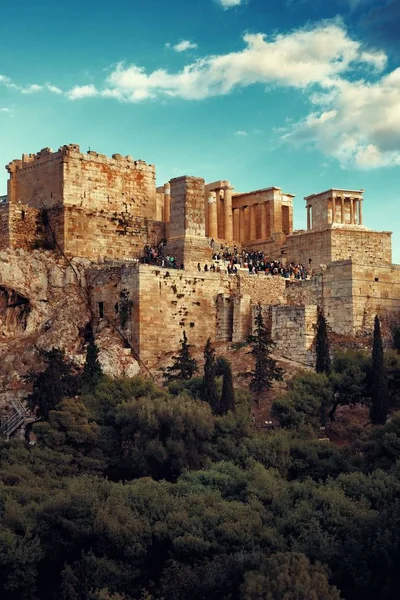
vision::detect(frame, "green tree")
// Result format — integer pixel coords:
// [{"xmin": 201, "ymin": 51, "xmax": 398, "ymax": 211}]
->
[
  {"xmin": 370, "ymin": 315, "xmax": 389, "ymax": 425},
  {"xmin": 246, "ymin": 304, "xmax": 283, "ymax": 407},
  {"xmin": 27, "ymin": 349, "xmax": 77, "ymax": 420},
  {"xmin": 218, "ymin": 358, "xmax": 235, "ymax": 415},
  {"xmin": 271, "ymin": 371, "xmax": 332, "ymax": 430},
  {"xmin": 316, "ymin": 308, "xmax": 331, "ymax": 375},
  {"xmin": 115, "ymin": 394, "xmax": 215, "ymax": 480},
  {"xmin": 81, "ymin": 336, "xmax": 103, "ymax": 393},
  {"xmin": 328, "ymin": 351, "xmax": 367, "ymax": 420},
  {"xmin": 241, "ymin": 552, "xmax": 341, "ymax": 600},
  {"xmin": 163, "ymin": 331, "xmax": 198, "ymax": 383},
  {"xmin": 202, "ymin": 338, "xmax": 219, "ymax": 413}
]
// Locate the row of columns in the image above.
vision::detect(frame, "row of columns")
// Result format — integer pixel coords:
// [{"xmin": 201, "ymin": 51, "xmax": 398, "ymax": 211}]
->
[
  {"xmin": 208, "ymin": 186, "xmax": 233, "ymax": 242},
  {"xmin": 231, "ymin": 203, "xmax": 269, "ymax": 243},
  {"xmin": 307, "ymin": 197, "xmax": 363, "ymax": 231}
]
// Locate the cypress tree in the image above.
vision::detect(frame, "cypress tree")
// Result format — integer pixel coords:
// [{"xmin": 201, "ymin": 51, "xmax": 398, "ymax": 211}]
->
[
  {"xmin": 316, "ymin": 308, "xmax": 331, "ymax": 375},
  {"xmin": 163, "ymin": 330, "xmax": 198, "ymax": 382},
  {"xmin": 370, "ymin": 315, "xmax": 389, "ymax": 425},
  {"xmin": 81, "ymin": 336, "xmax": 103, "ymax": 392},
  {"xmin": 247, "ymin": 304, "xmax": 283, "ymax": 407},
  {"xmin": 203, "ymin": 338, "xmax": 219, "ymax": 413},
  {"xmin": 219, "ymin": 359, "xmax": 235, "ymax": 415}
]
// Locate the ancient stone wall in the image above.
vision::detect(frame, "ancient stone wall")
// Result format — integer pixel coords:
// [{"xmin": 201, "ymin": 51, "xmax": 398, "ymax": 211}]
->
[
  {"xmin": 63, "ymin": 206, "xmax": 165, "ymax": 261},
  {"xmin": 285, "ymin": 276, "xmax": 323, "ymax": 307},
  {"xmin": 285, "ymin": 227, "xmax": 392, "ymax": 268},
  {"xmin": 0, "ymin": 204, "xmax": 10, "ymax": 249},
  {"xmin": 268, "ymin": 304, "xmax": 317, "ymax": 365},
  {"xmin": 88, "ymin": 264, "xmax": 238, "ymax": 369},
  {"xmin": 166, "ymin": 177, "xmax": 212, "ymax": 267},
  {"xmin": 330, "ymin": 229, "xmax": 392, "ymax": 265},
  {"xmin": 239, "ymin": 273, "xmax": 286, "ymax": 305},
  {"xmin": 351, "ymin": 262, "xmax": 400, "ymax": 334},
  {"xmin": 62, "ymin": 146, "xmax": 156, "ymax": 218}
]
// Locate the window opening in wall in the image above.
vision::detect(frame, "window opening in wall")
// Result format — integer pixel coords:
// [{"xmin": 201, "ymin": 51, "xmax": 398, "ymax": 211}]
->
[
  {"xmin": 375, "ymin": 278, "xmax": 379, "ymax": 282},
  {"xmin": 21, "ymin": 209, "xmax": 25, "ymax": 221},
  {"xmin": 98, "ymin": 302, "xmax": 104, "ymax": 318}
]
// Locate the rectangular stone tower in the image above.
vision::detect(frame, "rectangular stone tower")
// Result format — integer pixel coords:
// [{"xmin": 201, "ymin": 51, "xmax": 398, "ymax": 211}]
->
[{"xmin": 165, "ymin": 176, "xmax": 212, "ymax": 267}]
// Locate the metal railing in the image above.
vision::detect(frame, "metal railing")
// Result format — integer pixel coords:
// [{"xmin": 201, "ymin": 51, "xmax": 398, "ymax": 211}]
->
[{"xmin": 0, "ymin": 397, "xmax": 35, "ymax": 439}]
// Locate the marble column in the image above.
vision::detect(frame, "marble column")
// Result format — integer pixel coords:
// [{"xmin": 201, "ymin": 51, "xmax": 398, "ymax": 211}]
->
[
  {"xmin": 223, "ymin": 186, "xmax": 234, "ymax": 242},
  {"xmin": 358, "ymin": 200, "xmax": 363, "ymax": 225},
  {"xmin": 239, "ymin": 207, "xmax": 246, "ymax": 243},
  {"xmin": 341, "ymin": 197, "xmax": 344, "ymax": 223},
  {"xmin": 350, "ymin": 198, "xmax": 354, "ymax": 224},
  {"xmin": 233, "ymin": 208, "xmax": 240, "ymax": 242},
  {"xmin": 249, "ymin": 205, "xmax": 257, "ymax": 240},
  {"xmin": 164, "ymin": 183, "xmax": 171, "ymax": 223},
  {"xmin": 332, "ymin": 196, "xmax": 336, "ymax": 224},
  {"xmin": 208, "ymin": 192, "xmax": 218, "ymax": 240},
  {"xmin": 307, "ymin": 205, "xmax": 311, "ymax": 231},
  {"xmin": 261, "ymin": 203, "xmax": 268, "ymax": 239}
]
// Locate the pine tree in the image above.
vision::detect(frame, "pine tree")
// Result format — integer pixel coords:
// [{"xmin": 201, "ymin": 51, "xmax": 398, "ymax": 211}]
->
[
  {"xmin": 370, "ymin": 315, "xmax": 389, "ymax": 425},
  {"xmin": 246, "ymin": 304, "xmax": 283, "ymax": 408},
  {"xmin": 219, "ymin": 359, "xmax": 235, "ymax": 415},
  {"xmin": 81, "ymin": 336, "xmax": 103, "ymax": 392},
  {"xmin": 202, "ymin": 338, "xmax": 219, "ymax": 413},
  {"xmin": 316, "ymin": 308, "xmax": 331, "ymax": 375},
  {"xmin": 163, "ymin": 331, "xmax": 198, "ymax": 383}
]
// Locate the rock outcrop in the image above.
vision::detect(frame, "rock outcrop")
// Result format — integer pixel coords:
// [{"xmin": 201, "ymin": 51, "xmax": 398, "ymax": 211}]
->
[{"xmin": 0, "ymin": 249, "xmax": 139, "ymax": 412}]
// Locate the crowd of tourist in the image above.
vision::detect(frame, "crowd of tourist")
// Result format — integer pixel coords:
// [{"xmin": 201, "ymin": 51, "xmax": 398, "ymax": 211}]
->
[
  {"xmin": 143, "ymin": 242, "xmax": 308, "ymax": 279},
  {"xmin": 143, "ymin": 244, "xmax": 183, "ymax": 269}
]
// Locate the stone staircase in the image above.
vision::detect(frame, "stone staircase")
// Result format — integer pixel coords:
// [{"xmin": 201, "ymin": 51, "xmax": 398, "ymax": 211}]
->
[{"xmin": 0, "ymin": 397, "xmax": 35, "ymax": 439}]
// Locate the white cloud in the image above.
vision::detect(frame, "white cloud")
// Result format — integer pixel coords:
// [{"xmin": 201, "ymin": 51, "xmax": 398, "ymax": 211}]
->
[
  {"xmin": 96, "ymin": 23, "xmax": 385, "ymax": 104},
  {"xmin": 218, "ymin": 0, "xmax": 244, "ymax": 8},
  {"xmin": 172, "ymin": 40, "xmax": 198, "ymax": 52},
  {"xmin": 282, "ymin": 68, "xmax": 400, "ymax": 168},
  {"xmin": 1, "ymin": 21, "xmax": 398, "ymax": 170},
  {"xmin": 66, "ymin": 84, "xmax": 99, "ymax": 100},
  {"xmin": 0, "ymin": 107, "xmax": 13, "ymax": 113},
  {"xmin": 235, "ymin": 130, "xmax": 248, "ymax": 135}
]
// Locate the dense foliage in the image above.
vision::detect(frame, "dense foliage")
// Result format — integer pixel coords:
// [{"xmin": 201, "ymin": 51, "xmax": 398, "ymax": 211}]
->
[{"xmin": 2, "ymin": 341, "xmax": 400, "ymax": 599}]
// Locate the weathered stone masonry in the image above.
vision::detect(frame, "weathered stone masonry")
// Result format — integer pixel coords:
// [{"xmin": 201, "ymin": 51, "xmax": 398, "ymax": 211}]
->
[{"xmin": 1, "ymin": 144, "xmax": 399, "ymax": 369}]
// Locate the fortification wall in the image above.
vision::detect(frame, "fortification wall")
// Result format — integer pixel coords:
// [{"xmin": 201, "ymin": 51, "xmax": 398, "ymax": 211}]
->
[
  {"xmin": 62, "ymin": 146, "xmax": 157, "ymax": 218},
  {"xmin": 0, "ymin": 204, "xmax": 9, "ymax": 249},
  {"xmin": 284, "ymin": 229, "xmax": 331, "ymax": 267},
  {"xmin": 330, "ymin": 229, "xmax": 392, "ymax": 265},
  {"xmin": 269, "ymin": 305, "xmax": 317, "ymax": 366},
  {"xmin": 63, "ymin": 206, "xmax": 165, "ymax": 260},
  {"xmin": 240, "ymin": 273, "xmax": 286, "ymax": 305},
  {"xmin": 285, "ymin": 227, "xmax": 392, "ymax": 268},
  {"xmin": 6, "ymin": 148, "xmax": 64, "ymax": 210},
  {"xmin": 351, "ymin": 262, "xmax": 400, "ymax": 334}
]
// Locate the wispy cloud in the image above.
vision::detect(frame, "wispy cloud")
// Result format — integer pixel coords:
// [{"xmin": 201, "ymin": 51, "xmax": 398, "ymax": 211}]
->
[
  {"xmin": 0, "ymin": 107, "xmax": 13, "ymax": 113},
  {"xmin": 235, "ymin": 130, "xmax": 248, "ymax": 136},
  {"xmin": 170, "ymin": 40, "xmax": 198, "ymax": 52},
  {"xmin": 0, "ymin": 74, "xmax": 62, "ymax": 95}
]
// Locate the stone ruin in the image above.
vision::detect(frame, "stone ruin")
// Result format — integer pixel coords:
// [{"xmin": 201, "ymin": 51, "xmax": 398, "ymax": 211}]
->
[{"xmin": 0, "ymin": 143, "xmax": 398, "ymax": 371}]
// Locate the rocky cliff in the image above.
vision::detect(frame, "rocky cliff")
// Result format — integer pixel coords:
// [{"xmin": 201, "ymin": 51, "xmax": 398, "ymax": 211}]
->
[{"xmin": 0, "ymin": 249, "xmax": 139, "ymax": 413}]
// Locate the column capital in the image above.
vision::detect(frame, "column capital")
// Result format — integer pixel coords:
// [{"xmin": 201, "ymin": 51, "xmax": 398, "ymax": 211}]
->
[{"xmin": 208, "ymin": 191, "xmax": 217, "ymax": 203}]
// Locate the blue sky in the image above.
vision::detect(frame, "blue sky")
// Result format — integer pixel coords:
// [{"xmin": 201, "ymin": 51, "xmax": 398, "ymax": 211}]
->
[{"xmin": 1, "ymin": 0, "xmax": 399, "ymax": 261}]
